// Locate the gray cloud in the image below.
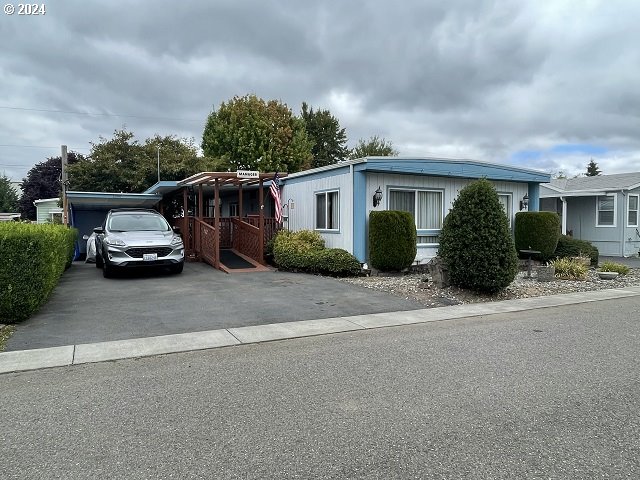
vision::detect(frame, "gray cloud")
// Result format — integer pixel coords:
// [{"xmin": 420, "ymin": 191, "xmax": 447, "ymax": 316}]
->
[{"xmin": 1, "ymin": 0, "xmax": 639, "ymax": 184}]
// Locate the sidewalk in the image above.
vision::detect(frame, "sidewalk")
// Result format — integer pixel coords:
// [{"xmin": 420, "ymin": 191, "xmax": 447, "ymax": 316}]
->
[{"xmin": 2, "ymin": 285, "xmax": 640, "ymax": 374}]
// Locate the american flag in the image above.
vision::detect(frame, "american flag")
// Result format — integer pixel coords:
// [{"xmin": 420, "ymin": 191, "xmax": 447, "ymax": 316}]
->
[{"xmin": 270, "ymin": 172, "xmax": 282, "ymax": 223}]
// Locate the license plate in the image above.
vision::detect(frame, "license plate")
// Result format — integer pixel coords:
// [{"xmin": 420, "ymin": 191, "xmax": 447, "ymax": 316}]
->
[{"xmin": 143, "ymin": 253, "xmax": 158, "ymax": 261}]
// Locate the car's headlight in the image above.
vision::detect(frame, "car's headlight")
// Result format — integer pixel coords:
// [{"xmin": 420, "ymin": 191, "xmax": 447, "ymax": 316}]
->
[
  {"xmin": 105, "ymin": 237, "xmax": 126, "ymax": 246},
  {"xmin": 170, "ymin": 235, "xmax": 183, "ymax": 246}
]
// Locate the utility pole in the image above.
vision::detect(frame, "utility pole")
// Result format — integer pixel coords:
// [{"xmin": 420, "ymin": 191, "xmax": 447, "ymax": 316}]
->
[
  {"xmin": 61, "ymin": 145, "xmax": 68, "ymax": 226},
  {"xmin": 157, "ymin": 145, "xmax": 161, "ymax": 183}
]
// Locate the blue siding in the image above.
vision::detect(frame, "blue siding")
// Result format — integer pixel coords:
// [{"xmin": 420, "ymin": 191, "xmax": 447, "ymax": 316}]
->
[{"xmin": 352, "ymin": 170, "xmax": 367, "ymax": 262}]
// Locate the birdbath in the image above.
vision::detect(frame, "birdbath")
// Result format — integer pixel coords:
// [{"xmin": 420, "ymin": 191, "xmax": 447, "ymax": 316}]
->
[{"xmin": 519, "ymin": 249, "xmax": 542, "ymax": 278}]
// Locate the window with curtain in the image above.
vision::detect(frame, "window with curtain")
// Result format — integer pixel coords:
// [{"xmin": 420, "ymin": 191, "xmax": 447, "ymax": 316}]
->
[
  {"xmin": 628, "ymin": 194, "xmax": 639, "ymax": 227},
  {"xmin": 315, "ymin": 190, "xmax": 339, "ymax": 230},
  {"xmin": 389, "ymin": 189, "xmax": 443, "ymax": 229},
  {"xmin": 597, "ymin": 195, "xmax": 615, "ymax": 226},
  {"xmin": 498, "ymin": 194, "xmax": 511, "ymax": 227}
]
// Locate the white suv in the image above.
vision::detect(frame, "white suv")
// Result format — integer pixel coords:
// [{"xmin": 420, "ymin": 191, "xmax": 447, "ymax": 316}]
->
[{"xmin": 94, "ymin": 209, "xmax": 184, "ymax": 278}]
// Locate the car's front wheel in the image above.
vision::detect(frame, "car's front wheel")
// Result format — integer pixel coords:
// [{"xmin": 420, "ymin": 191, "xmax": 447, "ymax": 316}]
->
[
  {"xmin": 102, "ymin": 253, "xmax": 114, "ymax": 278},
  {"xmin": 170, "ymin": 262, "xmax": 184, "ymax": 274},
  {"xmin": 95, "ymin": 249, "xmax": 103, "ymax": 268}
]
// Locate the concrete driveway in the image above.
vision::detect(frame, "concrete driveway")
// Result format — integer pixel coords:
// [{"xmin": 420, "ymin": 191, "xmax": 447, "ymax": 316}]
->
[{"xmin": 6, "ymin": 262, "xmax": 423, "ymax": 351}]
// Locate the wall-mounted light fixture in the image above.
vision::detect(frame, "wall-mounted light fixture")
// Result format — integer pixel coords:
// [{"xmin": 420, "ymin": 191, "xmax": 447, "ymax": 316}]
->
[
  {"xmin": 519, "ymin": 193, "xmax": 529, "ymax": 211},
  {"xmin": 373, "ymin": 186, "xmax": 383, "ymax": 207}
]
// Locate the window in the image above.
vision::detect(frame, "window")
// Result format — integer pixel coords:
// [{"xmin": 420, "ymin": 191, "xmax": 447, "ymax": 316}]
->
[
  {"xmin": 596, "ymin": 195, "xmax": 615, "ymax": 227},
  {"xmin": 315, "ymin": 190, "xmax": 339, "ymax": 230},
  {"xmin": 628, "ymin": 194, "xmax": 639, "ymax": 227},
  {"xmin": 389, "ymin": 189, "xmax": 443, "ymax": 229},
  {"xmin": 229, "ymin": 202, "xmax": 239, "ymax": 217},
  {"xmin": 498, "ymin": 194, "xmax": 512, "ymax": 227}
]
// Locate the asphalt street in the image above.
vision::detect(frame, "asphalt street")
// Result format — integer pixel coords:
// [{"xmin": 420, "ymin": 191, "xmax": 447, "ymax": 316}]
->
[{"xmin": 1, "ymin": 296, "xmax": 639, "ymax": 479}]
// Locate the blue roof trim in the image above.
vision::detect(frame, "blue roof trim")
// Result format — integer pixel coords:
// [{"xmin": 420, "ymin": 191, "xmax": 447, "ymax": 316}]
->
[
  {"xmin": 282, "ymin": 165, "xmax": 350, "ymax": 185},
  {"xmin": 142, "ymin": 181, "xmax": 179, "ymax": 194},
  {"xmin": 363, "ymin": 159, "xmax": 550, "ymax": 183}
]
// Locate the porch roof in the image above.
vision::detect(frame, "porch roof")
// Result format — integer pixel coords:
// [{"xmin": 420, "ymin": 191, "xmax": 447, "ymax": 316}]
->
[{"xmin": 178, "ymin": 171, "xmax": 287, "ymax": 187}]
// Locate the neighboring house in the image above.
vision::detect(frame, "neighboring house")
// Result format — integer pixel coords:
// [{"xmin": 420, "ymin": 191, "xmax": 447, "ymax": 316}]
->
[
  {"xmin": 33, "ymin": 198, "xmax": 63, "ymax": 223},
  {"xmin": 281, "ymin": 157, "xmax": 551, "ymax": 264},
  {"xmin": 540, "ymin": 173, "xmax": 640, "ymax": 257},
  {"xmin": 0, "ymin": 213, "xmax": 21, "ymax": 221}
]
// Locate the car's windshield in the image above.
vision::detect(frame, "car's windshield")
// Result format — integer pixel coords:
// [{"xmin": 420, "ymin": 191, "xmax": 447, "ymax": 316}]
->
[{"xmin": 107, "ymin": 214, "xmax": 170, "ymax": 232}]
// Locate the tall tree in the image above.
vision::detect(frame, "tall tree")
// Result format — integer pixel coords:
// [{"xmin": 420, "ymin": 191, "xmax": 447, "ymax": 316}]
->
[
  {"xmin": 69, "ymin": 129, "xmax": 207, "ymax": 193},
  {"xmin": 300, "ymin": 102, "xmax": 348, "ymax": 168},
  {"xmin": 349, "ymin": 135, "xmax": 399, "ymax": 159},
  {"xmin": 586, "ymin": 159, "xmax": 601, "ymax": 176},
  {"xmin": 202, "ymin": 94, "xmax": 313, "ymax": 173},
  {"xmin": 18, "ymin": 152, "xmax": 85, "ymax": 220},
  {"xmin": 0, "ymin": 174, "xmax": 19, "ymax": 212}
]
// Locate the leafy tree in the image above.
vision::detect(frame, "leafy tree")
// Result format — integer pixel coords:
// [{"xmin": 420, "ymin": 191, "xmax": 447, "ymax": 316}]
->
[
  {"xmin": 69, "ymin": 129, "xmax": 207, "ymax": 193},
  {"xmin": 349, "ymin": 135, "xmax": 399, "ymax": 159},
  {"xmin": 300, "ymin": 102, "xmax": 348, "ymax": 168},
  {"xmin": 438, "ymin": 179, "xmax": 518, "ymax": 293},
  {"xmin": 202, "ymin": 94, "xmax": 313, "ymax": 173},
  {"xmin": 0, "ymin": 174, "xmax": 19, "ymax": 212},
  {"xmin": 586, "ymin": 159, "xmax": 601, "ymax": 176},
  {"xmin": 18, "ymin": 152, "xmax": 85, "ymax": 220}
]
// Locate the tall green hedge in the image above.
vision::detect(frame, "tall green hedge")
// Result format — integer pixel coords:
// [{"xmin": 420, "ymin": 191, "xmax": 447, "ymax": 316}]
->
[
  {"xmin": 514, "ymin": 212, "xmax": 561, "ymax": 261},
  {"xmin": 369, "ymin": 210, "xmax": 417, "ymax": 271},
  {"xmin": 438, "ymin": 179, "xmax": 518, "ymax": 293},
  {"xmin": 0, "ymin": 223, "xmax": 77, "ymax": 323}
]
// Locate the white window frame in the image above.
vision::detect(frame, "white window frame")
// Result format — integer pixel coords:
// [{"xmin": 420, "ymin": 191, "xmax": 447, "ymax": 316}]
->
[
  {"xmin": 388, "ymin": 187, "xmax": 444, "ymax": 246},
  {"xmin": 315, "ymin": 190, "xmax": 339, "ymax": 231},
  {"xmin": 229, "ymin": 202, "xmax": 239, "ymax": 217},
  {"xmin": 627, "ymin": 194, "xmax": 639, "ymax": 228},
  {"xmin": 498, "ymin": 193, "xmax": 512, "ymax": 228},
  {"xmin": 596, "ymin": 194, "xmax": 617, "ymax": 228}
]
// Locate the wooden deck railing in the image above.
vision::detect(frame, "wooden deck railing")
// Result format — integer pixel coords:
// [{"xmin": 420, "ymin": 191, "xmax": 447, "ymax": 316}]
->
[
  {"xmin": 231, "ymin": 218, "xmax": 261, "ymax": 263},
  {"xmin": 194, "ymin": 218, "xmax": 216, "ymax": 267}
]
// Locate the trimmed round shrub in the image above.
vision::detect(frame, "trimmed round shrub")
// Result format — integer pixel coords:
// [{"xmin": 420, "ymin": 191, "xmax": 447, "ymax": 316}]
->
[
  {"xmin": 553, "ymin": 235, "xmax": 599, "ymax": 266},
  {"xmin": 438, "ymin": 179, "xmax": 518, "ymax": 293},
  {"xmin": 273, "ymin": 229, "xmax": 325, "ymax": 271},
  {"xmin": 514, "ymin": 212, "xmax": 561, "ymax": 261},
  {"xmin": 369, "ymin": 210, "xmax": 417, "ymax": 271},
  {"xmin": 311, "ymin": 248, "xmax": 361, "ymax": 276}
]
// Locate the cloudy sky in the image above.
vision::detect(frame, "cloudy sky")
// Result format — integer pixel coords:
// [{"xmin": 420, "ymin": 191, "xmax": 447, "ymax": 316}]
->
[{"xmin": 1, "ymin": 0, "xmax": 639, "ymax": 183}]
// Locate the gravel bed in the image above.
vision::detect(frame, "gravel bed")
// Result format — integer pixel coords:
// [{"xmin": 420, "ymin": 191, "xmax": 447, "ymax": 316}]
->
[{"xmin": 339, "ymin": 268, "xmax": 640, "ymax": 308}]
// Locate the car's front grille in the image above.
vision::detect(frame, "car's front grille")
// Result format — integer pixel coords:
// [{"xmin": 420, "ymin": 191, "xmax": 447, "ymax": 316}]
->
[{"xmin": 126, "ymin": 247, "xmax": 173, "ymax": 258}]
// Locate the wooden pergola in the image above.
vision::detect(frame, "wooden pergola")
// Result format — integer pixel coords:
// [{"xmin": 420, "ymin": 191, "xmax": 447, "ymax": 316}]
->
[{"xmin": 176, "ymin": 172, "xmax": 286, "ymax": 271}]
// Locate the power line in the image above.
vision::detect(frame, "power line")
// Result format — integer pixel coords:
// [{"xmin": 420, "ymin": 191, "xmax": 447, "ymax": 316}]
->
[
  {"xmin": 0, "ymin": 105, "xmax": 202, "ymax": 123},
  {"xmin": 0, "ymin": 144, "xmax": 90, "ymax": 150}
]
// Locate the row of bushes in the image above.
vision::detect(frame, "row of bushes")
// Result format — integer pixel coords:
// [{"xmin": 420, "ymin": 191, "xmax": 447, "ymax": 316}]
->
[
  {"xmin": 271, "ymin": 230, "xmax": 361, "ymax": 276},
  {"xmin": 0, "ymin": 223, "xmax": 77, "ymax": 323}
]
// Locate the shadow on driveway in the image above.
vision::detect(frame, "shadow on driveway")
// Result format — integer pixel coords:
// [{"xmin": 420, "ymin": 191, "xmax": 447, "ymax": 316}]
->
[{"xmin": 6, "ymin": 262, "xmax": 423, "ymax": 351}]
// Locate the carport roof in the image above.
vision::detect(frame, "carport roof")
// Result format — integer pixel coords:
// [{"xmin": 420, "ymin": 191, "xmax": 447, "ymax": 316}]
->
[{"xmin": 66, "ymin": 191, "xmax": 162, "ymax": 210}]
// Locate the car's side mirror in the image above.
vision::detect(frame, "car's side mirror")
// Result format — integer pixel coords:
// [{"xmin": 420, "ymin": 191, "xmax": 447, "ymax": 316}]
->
[
  {"xmin": 82, "ymin": 235, "xmax": 90, "ymax": 240},
  {"xmin": 93, "ymin": 227, "xmax": 104, "ymax": 234},
  {"xmin": 172, "ymin": 226, "xmax": 181, "ymax": 234}
]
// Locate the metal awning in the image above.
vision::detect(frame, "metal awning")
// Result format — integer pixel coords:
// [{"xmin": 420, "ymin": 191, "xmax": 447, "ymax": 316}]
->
[{"xmin": 66, "ymin": 191, "xmax": 162, "ymax": 210}]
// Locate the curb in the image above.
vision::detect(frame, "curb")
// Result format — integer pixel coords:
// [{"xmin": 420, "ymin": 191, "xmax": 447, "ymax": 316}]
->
[{"xmin": 2, "ymin": 286, "xmax": 640, "ymax": 375}]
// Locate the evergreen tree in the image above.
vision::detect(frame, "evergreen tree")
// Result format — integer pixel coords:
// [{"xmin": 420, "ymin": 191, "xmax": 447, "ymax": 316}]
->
[
  {"xmin": 300, "ymin": 102, "xmax": 348, "ymax": 168},
  {"xmin": 438, "ymin": 179, "xmax": 518, "ymax": 293},
  {"xmin": 586, "ymin": 159, "xmax": 601, "ymax": 176},
  {"xmin": 0, "ymin": 174, "xmax": 19, "ymax": 212}
]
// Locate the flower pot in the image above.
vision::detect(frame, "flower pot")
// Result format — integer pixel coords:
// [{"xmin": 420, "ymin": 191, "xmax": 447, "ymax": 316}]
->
[{"xmin": 597, "ymin": 271, "xmax": 619, "ymax": 280}]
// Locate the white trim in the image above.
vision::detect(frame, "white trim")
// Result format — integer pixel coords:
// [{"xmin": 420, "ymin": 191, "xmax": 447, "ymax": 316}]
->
[
  {"xmin": 314, "ymin": 189, "xmax": 340, "ymax": 231},
  {"xmin": 627, "ymin": 194, "xmax": 639, "ymax": 228},
  {"xmin": 595, "ymin": 194, "xmax": 617, "ymax": 228},
  {"xmin": 497, "ymin": 193, "xmax": 512, "ymax": 228}
]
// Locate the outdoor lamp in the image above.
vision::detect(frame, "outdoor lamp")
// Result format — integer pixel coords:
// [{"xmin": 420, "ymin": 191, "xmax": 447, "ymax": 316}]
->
[
  {"xmin": 373, "ymin": 186, "xmax": 383, "ymax": 207},
  {"xmin": 520, "ymin": 193, "xmax": 529, "ymax": 211}
]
